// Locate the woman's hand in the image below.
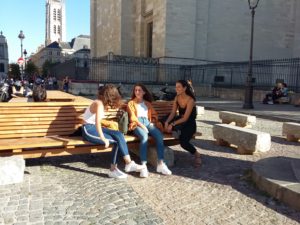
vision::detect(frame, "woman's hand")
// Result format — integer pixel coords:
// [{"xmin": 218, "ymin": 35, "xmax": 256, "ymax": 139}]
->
[
  {"xmin": 140, "ymin": 124, "xmax": 149, "ymax": 133},
  {"xmin": 167, "ymin": 124, "xmax": 173, "ymax": 133},
  {"xmin": 164, "ymin": 122, "xmax": 169, "ymax": 130},
  {"xmin": 102, "ymin": 138, "xmax": 110, "ymax": 148}
]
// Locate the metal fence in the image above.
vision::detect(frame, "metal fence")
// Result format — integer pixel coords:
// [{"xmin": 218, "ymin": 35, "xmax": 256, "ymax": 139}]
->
[{"xmin": 52, "ymin": 55, "xmax": 300, "ymax": 92}]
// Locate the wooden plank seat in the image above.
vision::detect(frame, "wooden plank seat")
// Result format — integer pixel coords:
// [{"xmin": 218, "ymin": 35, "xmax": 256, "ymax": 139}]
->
[
  {"xmin": 219, "ymin": 111, "xmax": 256, "ymax": 128},
  {"xmin": 213, "ymin": 124, "xmax": 271, "ymax": 154},
  {"xmin": 282, "ymin": 122, "xmax": 300, "ymax": 142},
  {"xmin": 0, "ymin": 101, "xmax": 201, "ymax": 165}
]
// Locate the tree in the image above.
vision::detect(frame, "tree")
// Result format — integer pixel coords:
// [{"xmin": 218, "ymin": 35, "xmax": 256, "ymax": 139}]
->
[
  {"xmin": 42, "ymin": 60, "xmax": 59, "ymax": 77},
  {"xmin": 8, "ymin": 63, "xmax": 21, "ymax": 80},
  {"xmin": 25, "ymin": 61, "xmax": 38, "ymax": 77}
]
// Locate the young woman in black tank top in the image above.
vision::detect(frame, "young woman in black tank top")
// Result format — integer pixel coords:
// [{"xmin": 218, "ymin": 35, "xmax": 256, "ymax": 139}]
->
[{"xmin": 164, "ymin": 80, "xmax": 201, "ymax": 167}]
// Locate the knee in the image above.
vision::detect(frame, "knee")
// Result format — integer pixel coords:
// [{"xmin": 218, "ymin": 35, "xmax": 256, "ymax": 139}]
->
[{"xmin": 140, "ymin": 135, "xmax": 148, "ymax": 144}]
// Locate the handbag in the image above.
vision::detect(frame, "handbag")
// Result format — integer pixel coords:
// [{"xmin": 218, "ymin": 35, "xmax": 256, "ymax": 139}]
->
[{"xmin": 116, "ymin": 109, "xmax": 129, "ymax": 134}]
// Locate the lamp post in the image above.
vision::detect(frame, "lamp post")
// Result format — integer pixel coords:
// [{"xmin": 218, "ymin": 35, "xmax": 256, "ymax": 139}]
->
[
  {"xmin": 18, "ymin": 30, "xmax": 25, "ymax": 80},
  {"xmin": 23, "ymin": 49, "xmax": 27, "ymax": 73},
  {"xmin": 243, "ymin": 0, "xmax": 260, "ymax": 109}
]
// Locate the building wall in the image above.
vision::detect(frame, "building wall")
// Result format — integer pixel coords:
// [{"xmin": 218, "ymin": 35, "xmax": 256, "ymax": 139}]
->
[
  {"xmin": 0, "ymin": 34, "xmax": 9, "ymax": 79},
  {"xmin": 91, "ymin": 0, "xmax": 300, "ymax": 61},
  {"xmin": 46, "ymin": 0, "xmax": 66, "ymax": 45},
  {"xmin": 90, "ymin": 0, "xmax": 122, "ymax": 57}
]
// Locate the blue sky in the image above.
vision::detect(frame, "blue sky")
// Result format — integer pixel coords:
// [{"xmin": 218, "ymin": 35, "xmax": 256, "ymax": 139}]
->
[{"xmin": 0, "ymin": 0, "xmax": 90, "ymax": 63}]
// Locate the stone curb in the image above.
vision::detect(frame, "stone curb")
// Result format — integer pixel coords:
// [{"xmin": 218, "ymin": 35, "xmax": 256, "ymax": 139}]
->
[{"xmin": 252, "ymin": 157, "xmax": 300, "ymax": 211}]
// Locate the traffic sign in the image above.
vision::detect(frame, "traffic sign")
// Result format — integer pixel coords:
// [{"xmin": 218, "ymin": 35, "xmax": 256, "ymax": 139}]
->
[{"xmin": 17, "ymin": 57, "xmax": 24, "ymax": 65}]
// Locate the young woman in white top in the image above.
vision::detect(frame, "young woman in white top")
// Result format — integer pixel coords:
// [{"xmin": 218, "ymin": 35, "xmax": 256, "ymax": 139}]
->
[{"xmin": 82, "ymin": 84, "xmax": 145, "ymax": 179}]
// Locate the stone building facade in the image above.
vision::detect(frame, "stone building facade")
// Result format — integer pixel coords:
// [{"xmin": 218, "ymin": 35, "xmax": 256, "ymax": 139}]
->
[
  {"xmin": 90, "ymin": 0, "xmax": 300, "ymax": 62},
  {"xmin": 46, "ymin": 0, "xmax": 66, "ymax": 46},
  {"xmin": 0, "ymin": 32, "xmax": 9, "ymax": 80},
  {"xmin": 31, "ymin": 35, "xmax": 90, "ymax": 70}
]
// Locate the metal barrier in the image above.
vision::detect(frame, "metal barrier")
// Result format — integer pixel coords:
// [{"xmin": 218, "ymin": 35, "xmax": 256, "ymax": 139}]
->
[{"xmin": 51, "ymin": 55, "xmax": 300, "ymax": 92}]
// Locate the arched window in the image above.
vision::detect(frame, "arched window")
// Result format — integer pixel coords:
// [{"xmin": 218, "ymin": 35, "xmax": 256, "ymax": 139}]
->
[
  {"xmin": 54, "ymin": 25, "xmax": 56, "ymax": 34},
  {"xmin": 53, "ymin": 9, "xmax": 56, "ymax": 20},
  {"xmin": 57, "ymin": 25, "xmax": 61, "ymax": 34},
  {"xmin": 57, "ymin": 9, "xmax": 61, "ymax": 21}
]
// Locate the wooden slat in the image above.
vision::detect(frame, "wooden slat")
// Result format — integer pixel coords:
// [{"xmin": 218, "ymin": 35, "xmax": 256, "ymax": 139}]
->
[
  {"xmin": 0, "ymin": 120, "xmax": 82, "ymax": 127},
  {"xmin": 0, "ymin": 145, "xmax": 112, "ymax": 159},
  {"xmin": 0, "ymin": 134, "xmax": 176, "ymax": 151}
]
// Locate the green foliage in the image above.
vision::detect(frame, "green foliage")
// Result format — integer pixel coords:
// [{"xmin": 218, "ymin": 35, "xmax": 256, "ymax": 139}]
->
[
  {"xmin": 8, "ymin": 63, "xmax": 21, "ymax": 80},
  {"xmin": 25, "ymin": 61, "xmax": 38, "ymax": 76},
  {"xmin": 42, "ymin": 60, "xmax": 59, "ymax": 77}
]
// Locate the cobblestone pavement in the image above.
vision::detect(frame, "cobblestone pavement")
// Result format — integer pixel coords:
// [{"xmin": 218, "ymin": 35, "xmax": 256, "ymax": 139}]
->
[{"xmin": 1, "ymin": 110, "xmax": 300, "ymax": 225}]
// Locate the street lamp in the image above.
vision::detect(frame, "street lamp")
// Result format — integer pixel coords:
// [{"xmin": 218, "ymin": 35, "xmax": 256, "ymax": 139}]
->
[
  {"xmin": 23, "ymin": 49, "xmax": 27, "ymax": 71},
  {"xmin": 243, "ymin": 0, "xmax": 260, "ymax": 109},
  {"xmin": 18, "ymin": 30, "xmax": 25, "ymax": 80}
]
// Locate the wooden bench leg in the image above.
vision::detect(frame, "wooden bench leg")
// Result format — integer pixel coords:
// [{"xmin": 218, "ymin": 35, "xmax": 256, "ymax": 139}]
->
[
  {"xmin": 286, "ymin": 134, "xmax": 298, "ymax": 142},
  {"xmin": 216, "ymin": 138, "xmax": 230, "ymax": 147}
]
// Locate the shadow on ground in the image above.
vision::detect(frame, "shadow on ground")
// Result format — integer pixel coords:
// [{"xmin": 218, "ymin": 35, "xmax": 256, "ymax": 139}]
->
[{"xmin": 25, "ymin": 143, "xmax": 300, "ymax": 223}]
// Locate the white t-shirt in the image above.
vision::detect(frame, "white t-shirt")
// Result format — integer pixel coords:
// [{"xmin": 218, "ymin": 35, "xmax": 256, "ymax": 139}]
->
[
  {"xmin": 83, "ymin": 101, "xmax": 104, "ymax": 124},
  {"xmin": 136, "ymin": 101, "xmax": 148, "ymax": 118}
]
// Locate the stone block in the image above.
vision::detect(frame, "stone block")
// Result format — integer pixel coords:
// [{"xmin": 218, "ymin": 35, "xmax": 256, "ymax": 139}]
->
[
  {"xmin": 0, "ymin": 156, "xmax": 25, "ymax": 186},
  {"xmin": 213, "ymin": 124, "xmax": 271, "ymax": 154},
  {"xmin": 196, "ymin": 106, "xmax": 205, "ymax": 116},
  {"xmin": 282, "ymin": 122, "xmax": 300, "ymax": 142},
  {"xmin": 219, "ymin": 111, "xmax": 256, "ymax": 128},
  {"xmin": 130, "ymin": 146, "xmax": 174, "ymax": 168}
]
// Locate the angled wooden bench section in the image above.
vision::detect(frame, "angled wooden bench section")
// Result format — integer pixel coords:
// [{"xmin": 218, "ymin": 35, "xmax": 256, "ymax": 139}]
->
[
  {"xmin": 0, "ymin": 101, "xmax": 107, "ymax": 158},
  {"xmin": 0, "ymin": 100, "xmax": 201, "ymax": 164}
]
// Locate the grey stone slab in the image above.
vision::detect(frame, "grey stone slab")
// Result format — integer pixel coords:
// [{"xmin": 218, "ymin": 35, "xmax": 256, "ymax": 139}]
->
[{"xmin": 252, "ymin": 156, "xmax": 300, "ymax": 211}]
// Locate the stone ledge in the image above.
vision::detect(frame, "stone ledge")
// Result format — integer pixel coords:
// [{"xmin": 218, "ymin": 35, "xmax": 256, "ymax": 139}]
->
[{"xmin": 252, "ymin": 157, "xmax": 300, "ymax": 211}]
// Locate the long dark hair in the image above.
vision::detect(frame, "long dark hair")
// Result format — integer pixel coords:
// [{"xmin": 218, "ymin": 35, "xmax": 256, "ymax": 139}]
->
[
  {"xmin": 97, "ymin": 84, "xmax": 122, "ymax": 109},
  {"xmin": 131, "ymin": 83, "xmax": 153, "ymax": 102},
  {"xmin": 176, "ymin": 80, "xmax": 196, "ymax": 101}
]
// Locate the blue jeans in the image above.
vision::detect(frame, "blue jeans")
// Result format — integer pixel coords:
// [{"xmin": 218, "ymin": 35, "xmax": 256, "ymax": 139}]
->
[
  {"xmin": 133, "ymin": 117, "xmax": 165, "ymax": 163},
  {"xmin": 82, "ymin": 124, "xmax": 129, "ymax": 165}
]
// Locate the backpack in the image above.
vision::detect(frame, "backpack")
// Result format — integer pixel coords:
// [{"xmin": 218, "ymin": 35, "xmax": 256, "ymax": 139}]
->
[{"xmin": 116, "ymin": 109, "xmax": 129, "ymax": 134}]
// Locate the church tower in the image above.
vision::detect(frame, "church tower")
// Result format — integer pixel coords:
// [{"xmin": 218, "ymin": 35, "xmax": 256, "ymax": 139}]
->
[{"xmin": 45, "ymin": 0, "xmax": 66, "ymax": 46}]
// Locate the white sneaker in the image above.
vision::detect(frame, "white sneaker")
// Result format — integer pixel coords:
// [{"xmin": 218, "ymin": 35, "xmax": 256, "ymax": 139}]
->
[
  {"xmin": 108, "ymin": 168, "xmax": 128, "ymax": 179},
  {"xmin": 125, "ymin": 161, "xmax": 145, "ymax": 173},
  {"xmin": 156, "ymin": 163, "xmax": 172, "ymax": 175},
  {"xmin": 140, "ymin": 167, "xmax": 149, "ymax": 178},
  {"xmin": 268, "ymin": 101, "xmax": 274, "ymax": 105}
]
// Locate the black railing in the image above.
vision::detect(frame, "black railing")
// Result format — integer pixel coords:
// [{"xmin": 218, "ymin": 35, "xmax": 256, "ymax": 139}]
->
[{"xmin": 51, "ymin": 55, "xmax": 300, "ymax": 92}]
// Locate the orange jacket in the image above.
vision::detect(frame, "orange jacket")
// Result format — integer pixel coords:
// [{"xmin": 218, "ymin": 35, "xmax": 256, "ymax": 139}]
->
[{"xmin": 127, "ymin": 99, "xmax": 163, "ymax": 131}]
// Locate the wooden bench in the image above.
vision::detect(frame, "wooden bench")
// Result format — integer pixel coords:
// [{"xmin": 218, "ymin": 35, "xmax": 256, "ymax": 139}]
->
[
  {"xmin": 0, "ymin": 100, "xmax": 201, "ymax": 167},
  {"xmin": 282, "ymin": 122, "xmax": 300, "ymax": 142},
  {"xmin": 219, "ymin": 111, "xmax": 256, "ymax": 128},
  {"xmin": 213, "ymin": 124, "xmax": 271, "ymax": 154}
]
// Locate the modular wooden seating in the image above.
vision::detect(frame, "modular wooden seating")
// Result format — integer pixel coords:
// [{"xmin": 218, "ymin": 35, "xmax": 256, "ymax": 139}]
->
[{"xmin": 0, "ymin": 101, "xmax": 196, "ymax": 160}]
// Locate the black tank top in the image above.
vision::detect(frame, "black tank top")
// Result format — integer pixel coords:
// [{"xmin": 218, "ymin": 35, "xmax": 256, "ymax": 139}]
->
[{"xmin": 178, "ymin": 105, "xmax": 196, "ymax": 122}]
